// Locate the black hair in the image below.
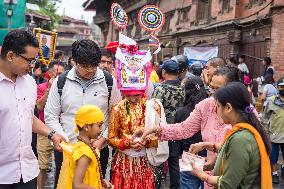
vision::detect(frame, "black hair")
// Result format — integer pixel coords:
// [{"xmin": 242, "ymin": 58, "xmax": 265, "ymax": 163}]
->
[
  {"xmin": 71, "ymin": 39, "xmax": 101, "ymax": 66},
  {"xmin": 49, "ymin": 60, "xmax": 65, "ymax": 69},
  {"xmin": 263, "ymin": 73, "xmax": 274, "ymax": 84},
  {"xmin": 263, "ymin": 57, "xmax": 271, "ymax": 66},
  {"xmin": 229, "ymin": 56, "xmax": 239, "ymax": 66},
  {"xmin": 213, "ymin": 66, "xmax": 240, "ymax": 83},
  {"xmin": 66, "ymin": 57, "xmax": 74, "ymax": 70},
  {"xmin": 207, "ymin": 57, "xmax": 227, "ymax": 68},
  {"xmin": 1, "ymin": 29, "xmax": 38, "ymax": 59},
  {"xmin": 183, "ymin": 76, "xmax": 208, "ymax": 107},
  {"xmin": 156, "ymin": 66, "xmax": 163, "ymax": 80},
  {"xmin": 215, "ymin": 82, "xmax": 271, "ymax": 153},
  {"xmin": 54, "ymin": 50, "xmax": 64, "ymax": 60},
  {"xmin": 100, "ymin": 48, "xmax": 114, "ymax": 61},
  {"xmin": 239, "ymin": 55, "xmax": 246, "ymax": 60}
]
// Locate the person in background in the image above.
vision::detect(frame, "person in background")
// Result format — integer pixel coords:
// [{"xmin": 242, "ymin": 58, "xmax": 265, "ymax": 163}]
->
[
  {"xmin": 152, "ymin": 59, "xmax": 185, "ymax": 189},
  {"xmin": 99, "ymin": 48, "xmax": 114, "ymax": 75},
  {"xmin": 36, "ymin": 61, "xmax": 65, "ymax": 189},
  {"xmin": 238, "ymin": 55, "xmax": 249, "ymax": 75},
  {"xmin": 32, "ymin": 61, "xmax": 48, "ymax": 84},
  {"xmin": 149, "ymin": 61, "xmax": 160, "ymax": 83},
  {"xmin": 263, "ymin": 77, "xmax": 284, "ymax": 184},
  {"xmin": 255, "ymin": 57, "xmax": 275, "ymax": 85},
  {"xmin": 201, "ymin": 57, "xmax": 227, "ymax": 95},
  {"xmin": 54, "ymin": 50, "xmax": 65, "ymax": 62},
  {"xmin": 171, "ymin": 55, "xmax": 189, "ymax": 81},
  {"xmin": 189, "ymin": 82, "xmax": 272, "ymax": 189},
  {"xmin": 226, "ymin": 56, "xmax": 239, "ymax": 68},
  {"xmin": 260, "ymin": 74, "xmax": 278, "ymax": 108},
  {"xmin": 176, "ymin": 76, "xmax": 208, "ymax": 189},
  {"xmin": 66, "ymin": 56, "xmax": 76, "ymax": 71},
  {"xmin": 187, "ymin": 61, "xmax": 204, "ymax": 79}
]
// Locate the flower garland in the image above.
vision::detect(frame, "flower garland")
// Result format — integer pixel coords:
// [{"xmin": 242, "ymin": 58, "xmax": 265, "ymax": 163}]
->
[
  {"xmin": 126, "ymin": 100, "xmax": 145, "ymax": 135},
  {"xmin": 37, "ymin": 31, "xmax": 56, "ymax": 66}
]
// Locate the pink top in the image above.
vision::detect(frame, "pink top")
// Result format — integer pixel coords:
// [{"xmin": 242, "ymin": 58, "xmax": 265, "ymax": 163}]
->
[
  {"xmin": 0, "ymin": 72, "xmax": 39, "ymax": 184},
  {"xmin": 161, "ymin": 97, "xmax": 232, "ymax": 158},
  {"xmin": 37, "ymin": 82, "xmax": 48, "ymax": 123}
]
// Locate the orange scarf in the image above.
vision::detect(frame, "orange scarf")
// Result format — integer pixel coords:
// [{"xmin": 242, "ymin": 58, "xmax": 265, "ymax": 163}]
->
[{"xmin": 221, "ymin": 123, "xmax": 272, "ymax": 189}]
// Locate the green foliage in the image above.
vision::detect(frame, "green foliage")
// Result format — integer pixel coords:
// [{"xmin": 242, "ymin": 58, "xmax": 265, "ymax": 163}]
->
[{"xmin": 27, "ymin": 0, "xmax": 61, "ymax": 30}]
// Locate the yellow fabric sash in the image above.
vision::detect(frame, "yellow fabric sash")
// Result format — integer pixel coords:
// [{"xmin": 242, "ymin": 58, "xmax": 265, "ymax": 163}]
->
[{"xmin": 221, "ymin": 123, "xmax": 272, "ymax": 189}]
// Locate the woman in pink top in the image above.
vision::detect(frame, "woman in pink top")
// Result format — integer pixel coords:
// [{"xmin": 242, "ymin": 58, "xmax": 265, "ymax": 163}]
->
[{"xmin": 135, "ymin": 66, "xmax": 240, "ymax": 189}]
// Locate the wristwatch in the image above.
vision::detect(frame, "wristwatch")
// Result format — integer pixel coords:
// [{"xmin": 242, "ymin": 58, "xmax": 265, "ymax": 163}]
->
[{"xmin": 47, "ymin": 130, "xmax": 56, "ymax": 140}]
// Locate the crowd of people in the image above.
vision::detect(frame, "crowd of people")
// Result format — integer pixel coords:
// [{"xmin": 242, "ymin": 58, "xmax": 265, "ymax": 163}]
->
[{"xmin": 0, "ymin": 29, "xmax": 283, "ymax": 189}]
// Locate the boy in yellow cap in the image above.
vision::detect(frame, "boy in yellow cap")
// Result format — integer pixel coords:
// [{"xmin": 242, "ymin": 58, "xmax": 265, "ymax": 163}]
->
[{"xmin": 57, "ymin": 105, "xmax": 113, "ymax": 189}]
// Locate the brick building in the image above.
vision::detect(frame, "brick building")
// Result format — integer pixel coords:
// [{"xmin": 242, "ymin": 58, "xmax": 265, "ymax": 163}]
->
[{"xmin": 83, "ymin": 0, "xmax": 284, "ymax": 79}]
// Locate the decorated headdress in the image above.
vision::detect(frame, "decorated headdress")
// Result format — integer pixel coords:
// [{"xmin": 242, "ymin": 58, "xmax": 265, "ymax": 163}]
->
[{"xmin": 110, "ymin": 3, "xmax": 165, "ymax": 92}]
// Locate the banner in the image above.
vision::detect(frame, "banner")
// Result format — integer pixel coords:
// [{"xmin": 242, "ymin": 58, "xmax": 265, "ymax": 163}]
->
[
  {"xmin": 0, "ymin": 0, "xmax": 26, "ymax": 45},
  {"xmin": 183, "ymin": 47, "xmax": 218, "ymax": 65}
]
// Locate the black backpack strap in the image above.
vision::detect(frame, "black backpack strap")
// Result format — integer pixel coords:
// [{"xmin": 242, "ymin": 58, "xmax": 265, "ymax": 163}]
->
[
  {"xmin": 57, "ymin": 70, "xmax": 69, "ymax": 97},
  {"xmin": 102, "ymin": 70, "xmax": 113, "ymax": 105}
]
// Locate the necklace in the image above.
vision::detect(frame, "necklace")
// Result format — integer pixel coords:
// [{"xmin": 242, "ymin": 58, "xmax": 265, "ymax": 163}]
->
[
  {"xmin": 125, "ymin": 100, "xmax": 146, "ymax": 135},
  {"xmin": 77, "ymin": 136, "xmax": 103, "ymax": 186}
]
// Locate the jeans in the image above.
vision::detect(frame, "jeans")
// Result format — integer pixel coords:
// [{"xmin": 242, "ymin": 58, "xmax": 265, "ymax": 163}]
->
[
  {"xmin": 0, "ymin": 178, "xmax": 37, "ymax": 189},
  {"xmin": 169, "ymin": 141, "xmax": 182, "ymax": 189},
  {"xmin": 180, "ymin": 172, "xmax": 204, "ymax": 189},
  {"xmin": 270, "ymin": 143, "xmax": 284, "ymax": 164}
]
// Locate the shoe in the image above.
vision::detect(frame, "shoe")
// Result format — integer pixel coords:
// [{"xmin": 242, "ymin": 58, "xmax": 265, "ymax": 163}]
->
[
  {"xmin": 281, "ymin": 166, "xmax": 284, "ymax": 179},
  {"xmin": 272, "ymin": 174, "xmax": 280, "ymax": 184}
]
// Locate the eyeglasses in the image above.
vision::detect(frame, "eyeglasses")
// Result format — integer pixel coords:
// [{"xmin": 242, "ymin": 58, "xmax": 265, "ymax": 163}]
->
[{"xmin": 17, "ymin": 54, "xmax": 38, "ymax": 65}]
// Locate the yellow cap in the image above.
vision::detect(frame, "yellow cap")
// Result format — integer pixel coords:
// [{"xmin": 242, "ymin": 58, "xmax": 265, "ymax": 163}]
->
[{"xmin": 75, "ymin": 105, "xmax": 104, "ymax": 133}]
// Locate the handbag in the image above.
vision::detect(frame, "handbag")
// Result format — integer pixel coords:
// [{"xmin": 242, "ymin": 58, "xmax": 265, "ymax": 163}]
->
[{"xmin": 145, "ymin": 99, "xmax": 169, "ymax": 166}]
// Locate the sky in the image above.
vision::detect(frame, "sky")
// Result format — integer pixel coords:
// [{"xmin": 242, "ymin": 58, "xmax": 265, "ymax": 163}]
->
[{"xmin": 56, "ymin": 0, "xmax": 95, "ymax": 24}]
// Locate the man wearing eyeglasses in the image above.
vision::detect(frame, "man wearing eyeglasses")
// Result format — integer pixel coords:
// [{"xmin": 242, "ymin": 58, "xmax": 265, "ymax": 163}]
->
[
  {"xmin": 44, "ymin": 40, "xmax": 122, "ymax": 188},
  {"xmin": 0, "ymin": 30, "xmax": 65, "ymax": 189}
]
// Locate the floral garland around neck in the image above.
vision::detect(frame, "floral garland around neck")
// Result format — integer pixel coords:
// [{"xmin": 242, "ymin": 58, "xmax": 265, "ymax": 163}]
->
[
  {"xmin": 125, "ymin": 100, "xmax": 146, "ymax": 135},
  {"xmin": 37, "ymin": 31, "xmax": 56, "ymax": 66},
  {"xmin": 77, "ymin": 136, "xmax": 103, "ymax": 186}
]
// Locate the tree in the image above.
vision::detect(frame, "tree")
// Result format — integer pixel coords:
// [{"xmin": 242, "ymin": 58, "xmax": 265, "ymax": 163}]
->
[{"xmin": 27, "ymin": 0, "xmax": 61, "ymax": 31}]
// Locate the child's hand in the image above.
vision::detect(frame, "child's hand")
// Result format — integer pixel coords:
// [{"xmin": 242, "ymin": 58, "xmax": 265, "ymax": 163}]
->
[{"xmin": 102, "ymin": 179, "xmax": 114, "ymax": 189}]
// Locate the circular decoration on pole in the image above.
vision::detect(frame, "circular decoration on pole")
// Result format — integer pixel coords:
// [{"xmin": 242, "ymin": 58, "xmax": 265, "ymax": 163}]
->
[
  {"xmin": 138, "ymin": 5, "xmax": 165, "ymax": 32},
  {"xmin": 110, "ymin": 3, "xmax": 128, "ymax": 29}
]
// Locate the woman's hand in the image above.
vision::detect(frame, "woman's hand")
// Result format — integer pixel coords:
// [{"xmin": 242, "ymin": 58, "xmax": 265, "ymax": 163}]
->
[
  {"xmin": 189, "ymin": 142, "xmax": 213, "ymax": 154},
  {"xmin": 189, "ymin": 161, "xmax": 205, "ymax": 178},
  {"xmin": 203, "ymin": 156, "xmax": 217, "ymax": 171},
  {"xmin": 132, "ymin": 126, "xmax": 161, "ymax": 143}
]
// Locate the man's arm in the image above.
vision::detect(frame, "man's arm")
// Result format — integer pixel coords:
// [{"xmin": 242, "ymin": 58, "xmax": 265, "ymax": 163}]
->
[
  {"xmin": 32, "ymin": 116, "xmax": 65, "ymax": 151},
  {"xmin": 37, "ymin": 78, "xmax": 54, "ymax": 110},
  {"xmin": 44, "ymin": 77, "xmax": 69, "ymax": 141}
]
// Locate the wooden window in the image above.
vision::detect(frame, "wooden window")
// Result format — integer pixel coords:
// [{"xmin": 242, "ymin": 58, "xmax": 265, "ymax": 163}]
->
[{"xmin": 197, "ymin": 0, "xmax": 210, "ymax": 21}]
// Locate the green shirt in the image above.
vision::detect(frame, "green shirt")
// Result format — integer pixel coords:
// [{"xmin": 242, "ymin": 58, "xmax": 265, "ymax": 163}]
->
[{"xmin": 213, "ymin": 129, "xmax": 261, "ymax": 189}]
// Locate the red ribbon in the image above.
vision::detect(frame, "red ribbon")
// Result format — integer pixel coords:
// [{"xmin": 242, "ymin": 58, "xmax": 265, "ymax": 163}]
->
[{"xmin": 120, "ymin": 44, "xmax": 139, "ymax": 54}]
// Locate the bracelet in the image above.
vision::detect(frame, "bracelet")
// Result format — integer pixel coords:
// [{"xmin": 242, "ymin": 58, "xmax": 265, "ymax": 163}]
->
[{"xmin": 47, "ymin": 130, "xmax": 56, "ymax": 140}]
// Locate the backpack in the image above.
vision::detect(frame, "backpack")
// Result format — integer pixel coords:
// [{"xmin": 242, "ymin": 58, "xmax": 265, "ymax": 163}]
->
[{"xmin": 57, "ymin": 70, "xmax": 113, "ymax": 104}]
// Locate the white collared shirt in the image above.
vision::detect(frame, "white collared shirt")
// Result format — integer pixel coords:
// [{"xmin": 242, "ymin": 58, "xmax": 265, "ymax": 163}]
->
[{"xmin": 0, "ymin": 72, "xmax": 39, "ymax": 184}]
